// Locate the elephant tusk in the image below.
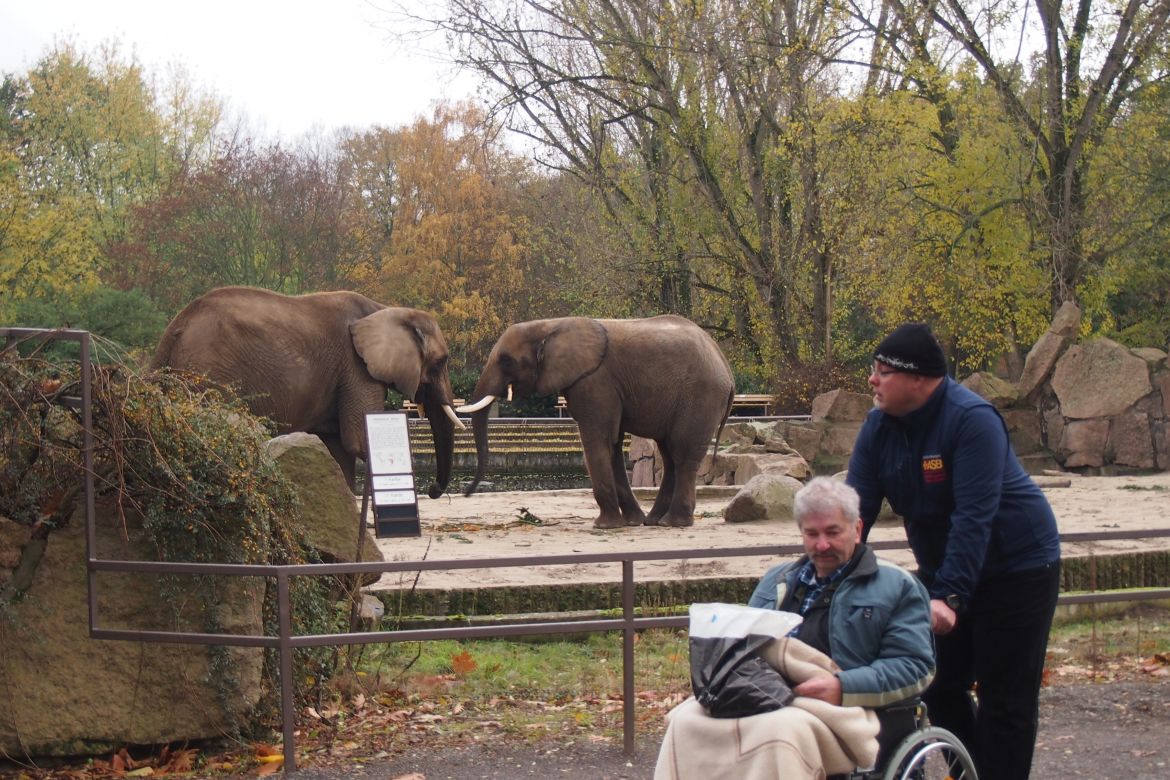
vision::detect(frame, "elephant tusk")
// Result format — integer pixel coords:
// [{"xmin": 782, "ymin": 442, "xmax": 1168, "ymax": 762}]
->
[
  {"xmin": 443, "ymin": 403, "xmax": 466, "ymax": 430},
  {"xmin": 507, "ymin": 384, "xmax": 513, "ymax": 402},
  {"xmin": 456, "ymin": 395, "xmax": 497, "ymax": 413}
]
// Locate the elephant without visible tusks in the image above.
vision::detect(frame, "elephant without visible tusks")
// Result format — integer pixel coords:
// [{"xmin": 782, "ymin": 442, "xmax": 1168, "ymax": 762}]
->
[
  {"xmin": 152, "ymin": 286, "xmax": 462, "ymax": 496},
  {"xmin": 459, "ymin": 316, "xmax": 734, "ymax": 528}
]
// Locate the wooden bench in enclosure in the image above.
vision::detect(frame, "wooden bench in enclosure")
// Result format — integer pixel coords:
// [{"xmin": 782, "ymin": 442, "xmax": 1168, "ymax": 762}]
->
[
  {"xmin": 730, "ymin": 393, "xmax": 776, "ymax": 416},
  {"xmin": 401, "ymin": 399, "xmax": 464, "ymax": 416}
]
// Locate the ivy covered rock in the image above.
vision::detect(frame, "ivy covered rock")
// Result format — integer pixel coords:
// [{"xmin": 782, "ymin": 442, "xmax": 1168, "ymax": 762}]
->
[{"xmin": 0, "ymin": 346, "xmax": 339, "ymax": 758}]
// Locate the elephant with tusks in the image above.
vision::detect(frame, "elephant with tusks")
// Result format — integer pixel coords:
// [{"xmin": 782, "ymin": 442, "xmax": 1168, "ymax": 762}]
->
[
  {"xmin": 459, "ymin": 316, "xmax": 734, "ymax": 529},
  {"xmin": 152, "ymin": 286, "xmax": 463, "ymax": 496}
]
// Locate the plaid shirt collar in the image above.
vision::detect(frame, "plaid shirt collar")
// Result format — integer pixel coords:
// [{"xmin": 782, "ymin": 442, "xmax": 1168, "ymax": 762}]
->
[{"xmin": 794, "ymin": 557, "xmax": 852, "ymax": 615}]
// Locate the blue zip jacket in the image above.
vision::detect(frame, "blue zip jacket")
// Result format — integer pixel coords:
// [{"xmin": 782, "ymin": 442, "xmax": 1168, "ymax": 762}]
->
[
  {"xmin": 747, "ymin": 545, "xmax": 935, "ymax": 708},
  {"xmin": 846, "ymin": 378, "xmax": 1061, "ymax": 605}
]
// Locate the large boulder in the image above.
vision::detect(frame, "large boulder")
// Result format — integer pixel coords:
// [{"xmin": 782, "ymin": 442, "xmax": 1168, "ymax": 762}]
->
[
  {"xmin": 961, "ymin": 372, "xmax": 1019, "ymax": 408},
  {"xmin": 1050, "ymin": 338, "xmax": 1152, "ymax": 419},
  {"xmin": 777, "ymin": 422, "xmax": 824, "ymax": 463},
  {"xmin": 817, "ymin": 422, "xmax": 863, "ymax": 458},
  {"xmin": 1017, "ymin": 301, "xmax": 1081, "ymax": 400},
  {"xmin": 1155, "ymin": 372, "xmax": 1170, "ymax": 419},
  {"xmin": 0, "ymin": 432, "xmax": 381, "ymax": 758},
  {"xmin": 266, "ymin": 433, "xmax": 384, "ymax": 570},
  {"xmin": 1131, "ymin": 347, "xmax": 1168, "ymax": 368},
  {"xmin": 0, "ymin": 504, "xmax": 266, "ymax": 757},
  {"xmin": 722, "ymin": 474, "xmax": 804, "ymax": 523},
  {"xmin": 1108, "ymin": 411, "xmax": 1157, "ymax": 469},
  {"xmin": 1059, "ymin": 418, "xmax": 1110, "ymax": 468},
  {"xmin": 629, "ymin": 436, "xmax": 658, "ymax": 488},
  {"xmin": 1001, "ymin": 407, "xmax": 1045, "ymax": 455},
  {"xmin": 702, "ymin": 446, "xmax": 811, "ymax": 486},
  {"xmin": 810, "ymin": 390, "xmax": 873, "ymax": 422},
  {"xmin": 1157, "ymin": 420, "xmax": 1170, "ymax": 470}
]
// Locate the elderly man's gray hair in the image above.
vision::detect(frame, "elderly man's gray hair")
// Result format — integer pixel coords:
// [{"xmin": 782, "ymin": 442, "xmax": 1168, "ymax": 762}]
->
[{"xmin": 793, "ymin": 477, "xmax": 860, "ymax": 524}]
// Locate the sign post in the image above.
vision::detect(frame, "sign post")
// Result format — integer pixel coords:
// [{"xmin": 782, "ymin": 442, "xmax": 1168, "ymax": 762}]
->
[{"xmin": 363, "ymin": 411, "xmax": 420, "ymax": 538}]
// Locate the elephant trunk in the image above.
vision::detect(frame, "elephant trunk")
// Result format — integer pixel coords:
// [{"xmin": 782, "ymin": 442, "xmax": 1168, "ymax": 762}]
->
[
  {"xmin": 463, "ymin": 406, "xmax": 492, "ymax": 496},
  {"xmin": 419, "ymin": 383, "xmax": 455, "ymax": 498}
]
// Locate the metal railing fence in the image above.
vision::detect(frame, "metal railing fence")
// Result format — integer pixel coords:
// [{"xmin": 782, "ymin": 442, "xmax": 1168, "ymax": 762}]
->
[{"xmin": 87, "ymin": 536, "xmax": 1170, "ymax": 773}]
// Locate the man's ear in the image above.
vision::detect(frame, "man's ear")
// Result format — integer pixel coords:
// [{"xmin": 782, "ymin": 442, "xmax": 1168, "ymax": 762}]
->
[{"xmin": 854, "ymin": 519, "xmax": 864, "ymax": 542}]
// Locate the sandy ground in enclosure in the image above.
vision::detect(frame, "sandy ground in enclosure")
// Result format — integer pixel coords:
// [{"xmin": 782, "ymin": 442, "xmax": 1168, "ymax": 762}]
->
[{"xmin": 365, "ymin": 471, "xmax": 1170, "ymax": 593}]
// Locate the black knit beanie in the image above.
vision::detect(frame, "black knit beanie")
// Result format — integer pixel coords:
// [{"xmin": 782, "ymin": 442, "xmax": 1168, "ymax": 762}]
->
[{"xmin": 873, "ymin": 323, "xmax": 948, "ymax": 376}]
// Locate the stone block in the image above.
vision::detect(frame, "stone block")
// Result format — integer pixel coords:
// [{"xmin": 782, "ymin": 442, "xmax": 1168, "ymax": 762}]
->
[
  {"xmin": 1042, "ymin": 404, "xmax": 1066, "ymax": 453},
  {"xmin": 779, "ymin": 423, "xmax": 824, "ymax": 463},
  {"xmin": 1107, "ymin": 411, "xmax": 1156, "ymax": 469},
  {"xmin": 1154, "ymin": 371, "xmax": 1170, "ymax": 419},
  {"xmin": 1001, "ymin": 407, "xmax": 1044, "ymax": 454},
  {"xmin": 810, "ymin": 389, "xmax": 873, "ymax": 423},
  {"xmin": 1, "ymin": 504, "xmax": 265, "ymax": 757},
  {"xmin": 1061, "ymin": 418, "xmax": 1109, "ymax": 468},
  {"xmin": 267, "ymin": 433, "xmax": 384, "ymax": 570},
  {"xmin": 1132, "ymin": 347, "xmax": 1167, "ymax": 368},
  {"xmin": 1051, "ymin": 339, "xmax": 1152, "ymax": 419},
  {"xmin": 722, "ymin": 474, "xmax": 803, "ymax": 523},
  {"xmin": 962, "ymin": 372, "xmax": 1019, "ymax": 408},
  {"xmin": 819, "ymin": 423, "xmax": 862, "ymax": 457}
]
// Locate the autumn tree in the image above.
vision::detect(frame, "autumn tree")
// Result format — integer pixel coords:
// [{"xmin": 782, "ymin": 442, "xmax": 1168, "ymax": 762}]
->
[
  {"xmin": 339, "ymin": 103, "xmax": 549, "ymax": 366},
  {"xmin": 433, "ymin": 0, "xmax": 859, "ymax": 375},
  {"xmin": 110, "ymin": 139, "xmax": 358, "ymax": 311},
  {"xmin": 1093, "ymin": 70, "xmax": 1170, "ymax": 346},
  {"xmin": 1, "ymin": 42, "xmax": 221, "ymax": 326},
  {"xmin": 876, "ymin": 0, "xmax": 1170, "ymax": 314}
]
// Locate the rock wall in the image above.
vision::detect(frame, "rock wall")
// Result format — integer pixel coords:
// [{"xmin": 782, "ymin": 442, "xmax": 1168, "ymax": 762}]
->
[{"xmin": 966, "ymin": 303, "xmax": 1169, "ymax": 472}]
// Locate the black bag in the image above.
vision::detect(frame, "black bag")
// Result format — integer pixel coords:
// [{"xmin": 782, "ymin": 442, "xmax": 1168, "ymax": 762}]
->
[{"xmin": 688, "ymin": 603, "xmax": 803, "ymax": 719}]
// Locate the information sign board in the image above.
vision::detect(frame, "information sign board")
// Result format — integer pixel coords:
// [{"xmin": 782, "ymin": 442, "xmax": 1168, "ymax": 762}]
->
[{"xmin": 363, "ymin": 412, "xmax": 420, "ymax": 537}]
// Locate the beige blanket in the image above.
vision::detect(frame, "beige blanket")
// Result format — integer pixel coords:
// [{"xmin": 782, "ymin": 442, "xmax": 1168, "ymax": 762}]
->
[{"xmin": 654, "ymin": 637, "xmax": 880, "ymax": 780}]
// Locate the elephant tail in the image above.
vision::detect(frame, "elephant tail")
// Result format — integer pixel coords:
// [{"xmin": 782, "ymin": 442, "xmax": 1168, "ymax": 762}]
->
[{"xmin": 710, "ymin": 389, "xmax": 734, "ymax": 460}]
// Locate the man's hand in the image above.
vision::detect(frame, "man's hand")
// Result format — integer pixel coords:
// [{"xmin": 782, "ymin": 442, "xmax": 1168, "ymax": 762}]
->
[
  {"xmin": 793, "ymin": 674, "xmax": 842, "ymax": 706},
  {"xmin": 930, "ymin": 599, "xmax": 957, "ymax": 635}
]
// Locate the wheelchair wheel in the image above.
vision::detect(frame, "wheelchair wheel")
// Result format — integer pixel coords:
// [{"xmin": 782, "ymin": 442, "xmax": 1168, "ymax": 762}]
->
[{"xmin": 879, "ymin": 726, "xmax": 978, "ymax": 780}]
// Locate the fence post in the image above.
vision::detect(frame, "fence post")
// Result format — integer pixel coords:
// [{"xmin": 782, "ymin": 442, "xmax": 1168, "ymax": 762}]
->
[
  {"xmin": 622, "ymin": 559, "xmax": 636, "ymax": 756},
  {"xmin": 279, "ymin": 571, "xmax": 296, "ymax": 772}
]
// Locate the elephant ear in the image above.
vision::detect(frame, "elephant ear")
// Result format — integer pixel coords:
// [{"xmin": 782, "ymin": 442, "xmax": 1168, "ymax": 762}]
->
[
  {"xmin": 536, "ymin": 318, "xmax": 609, "ymax": 395},
  {"xmin": 350, "ymin": 308, "xmax": 424, "ymax": 401}
]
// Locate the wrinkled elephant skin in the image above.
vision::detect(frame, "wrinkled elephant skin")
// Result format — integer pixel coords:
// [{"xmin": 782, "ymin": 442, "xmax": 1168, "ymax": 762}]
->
[
  {"xmin": 152, "ymin": 286, "xmax": 457, "ymax": 497},
  {"xmin": 462, "ymin": 316, "xmax": 734, "ymax": 528}
]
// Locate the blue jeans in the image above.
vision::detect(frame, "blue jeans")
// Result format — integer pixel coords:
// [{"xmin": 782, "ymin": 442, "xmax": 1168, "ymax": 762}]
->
[{"xmin": 923, "ymin": 560, "xmax": 1061, "ymax": 780}]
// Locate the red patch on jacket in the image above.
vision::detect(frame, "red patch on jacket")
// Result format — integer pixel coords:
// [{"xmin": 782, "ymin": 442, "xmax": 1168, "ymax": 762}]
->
[{"xmin": 922, "ymin": 455, "xmax": 946, "ymax": 484}]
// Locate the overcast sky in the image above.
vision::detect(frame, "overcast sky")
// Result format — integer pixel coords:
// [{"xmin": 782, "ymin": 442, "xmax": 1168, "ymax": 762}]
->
[{"xmin": 0, "ymin": 0, "xmax": 476, "ymax": 140}]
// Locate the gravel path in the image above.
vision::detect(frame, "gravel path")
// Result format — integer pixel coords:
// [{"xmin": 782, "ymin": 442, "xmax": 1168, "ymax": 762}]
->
[{"xmin": 289, "ymin": 680, "xmax": 1170, "ymax": 779}]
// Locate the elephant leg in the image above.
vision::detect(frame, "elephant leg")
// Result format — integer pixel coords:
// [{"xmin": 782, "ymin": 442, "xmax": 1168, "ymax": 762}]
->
[
  {"xmin": 610, "ymin": 440, "xmax": 646, "ymax": 527},
  {"xmin": 646, "ymin": 447, "xmax": 676, "ymax": 526},
  {"xmin": 322, "ymin": 434, "xmax": 359, "ymax": 494},
  {"xmin": 578, "ymin": 427, "xmax": 627, "ymax": 529},
  {"xmin": 656, "ymin": 441, "xmax": 703, "ymax": 528}
]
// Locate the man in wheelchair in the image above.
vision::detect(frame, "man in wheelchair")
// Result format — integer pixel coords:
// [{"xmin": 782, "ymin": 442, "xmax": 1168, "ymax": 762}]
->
[{"xmin": 655, "ymin": 478, "xmax": 973, "ymax": 779}]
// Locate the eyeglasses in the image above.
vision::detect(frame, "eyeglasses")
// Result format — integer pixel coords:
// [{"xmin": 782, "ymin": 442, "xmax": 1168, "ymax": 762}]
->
[{"xmin": 871, "ymin": 365, "xmax": 900, "ymax": 378}]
